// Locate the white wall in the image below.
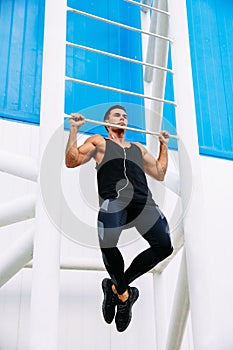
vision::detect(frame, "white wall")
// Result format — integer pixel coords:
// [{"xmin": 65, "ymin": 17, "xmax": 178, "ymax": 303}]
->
[{"xmin": 197, "ymin": 156, "xmax": 233, "ymax": 349}]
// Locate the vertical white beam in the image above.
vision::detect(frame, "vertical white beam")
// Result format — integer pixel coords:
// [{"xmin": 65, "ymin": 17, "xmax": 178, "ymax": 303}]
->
[
  {"xmin": 29, "ymin": 0, "xmax": 66, "ymax": 349},
  {"xmin": 167, "ymin": 1, "xmax": 209, "ymax": 348},
  {"xmin": 165, "ymin": 249, "xmax": 190, "ymax": 350},
  {"xmin": 153, "ymin": 273, "xmax": 168, "ymax": 350}
]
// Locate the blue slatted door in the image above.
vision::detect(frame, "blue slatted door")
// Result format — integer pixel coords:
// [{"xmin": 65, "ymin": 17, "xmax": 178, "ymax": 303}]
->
[
  {"xmin": 187, "ymin": 0, "xmax": 233, "ymax": 160},
  {"xmin": 65, "ymin": 0, "xmax": 146, "ymax": 143},
  {"xmin": 0, "ymin": 0, "xmax": 45, "ymax": 124}
]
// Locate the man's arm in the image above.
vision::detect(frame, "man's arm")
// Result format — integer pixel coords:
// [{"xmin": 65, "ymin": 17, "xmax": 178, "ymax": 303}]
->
[
  {"xmin": 135, "ymin": 131, "xmax": 169, "ymax": 181},
  {"xmin": 65, "ymin": 114, "xmax": 99, "ymax": 168}
]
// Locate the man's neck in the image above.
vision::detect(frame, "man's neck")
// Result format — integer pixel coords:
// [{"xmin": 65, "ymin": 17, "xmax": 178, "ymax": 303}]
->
[{"xmin": 108, "ymin": 131, "xmax": 125, "ymax": 144}]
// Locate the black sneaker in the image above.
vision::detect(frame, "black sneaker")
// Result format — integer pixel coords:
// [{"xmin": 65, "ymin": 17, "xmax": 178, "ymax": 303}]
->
[
  {"xmin": 115, "ymin": 286, "xmax": 139, "ymax": 332},
  {"xmin": 102, "ymin": 278, "xmax": 118, "ymax": 324}
]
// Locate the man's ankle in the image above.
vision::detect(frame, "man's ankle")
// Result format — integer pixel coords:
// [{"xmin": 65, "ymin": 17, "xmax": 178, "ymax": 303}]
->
[
  {"xmin": 112, "ymin": 284, "xmax": 117, "ymax": 294},
  {"xmin": 117, "ymin": 289, "xmax": 129, "ymax": 303}
]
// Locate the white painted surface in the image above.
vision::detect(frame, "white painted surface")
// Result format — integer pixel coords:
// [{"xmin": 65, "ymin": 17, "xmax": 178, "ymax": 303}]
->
[
  {"xmin": 0, "ymin": 116, "xmax": 233, "ymax": 350},
  {"xmin": 0, "ymin": 1, "xmax": 232, "ymax": 348}
]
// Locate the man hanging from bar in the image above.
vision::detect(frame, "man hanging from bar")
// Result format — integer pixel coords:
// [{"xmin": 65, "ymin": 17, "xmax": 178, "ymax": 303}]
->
[{"xmin": 65, "ymin": 105, "xmax": 173, "ymax": 332}]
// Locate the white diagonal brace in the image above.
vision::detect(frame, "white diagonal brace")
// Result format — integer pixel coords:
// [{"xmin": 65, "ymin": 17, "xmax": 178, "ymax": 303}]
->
[
  {"xmin": 0, "ymin": 194, "xmax": 36, "ymax": 227},
  {"xmin": 165, "ymin": 249, "xmax": 190, "ymax": 350},
  {"xmin": 0, "ymin": 150, "xmax": 38, "ymax": 182},
  {"xmin": 0, "ymin": 226, "xmax": 34, "ymax": 288}
]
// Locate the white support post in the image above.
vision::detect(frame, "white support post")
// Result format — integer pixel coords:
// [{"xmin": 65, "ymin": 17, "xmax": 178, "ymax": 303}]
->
[
  {"xmin": 165, "ymin": 248, "xmax": 190, "ymax": 350},
  {"xmin": 29, "ymin": 0, "xmax": 66, "ymax": 349},
  {"xmin": 167, "ymin": 1, "xmax": 209, "ymax": 348}
]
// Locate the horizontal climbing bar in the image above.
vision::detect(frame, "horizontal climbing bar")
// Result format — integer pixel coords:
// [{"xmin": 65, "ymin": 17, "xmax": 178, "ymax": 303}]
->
[
  {"xmin": 66, "ymin": 41, "xmax": 174, "ymax": 74},
  {"xmin": 65, "ymin": 76, "xmax": 177, "ymax": 106},
  {"xmin": 124, "ymin": 0, "xmax": 170, "ymax": 16},
  {"xmin": 66, "ymin": 7, "xmax": 173, "ymax": 43},
  {"xmin": 65, "ymin": 115, "xmax": 178, "ymax": 139}
]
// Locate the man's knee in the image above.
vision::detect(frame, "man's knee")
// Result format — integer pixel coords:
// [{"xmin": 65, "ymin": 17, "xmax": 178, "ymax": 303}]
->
[{"xmin": 151, "ymin": 244, "xmax": 173, "ymax": 260}]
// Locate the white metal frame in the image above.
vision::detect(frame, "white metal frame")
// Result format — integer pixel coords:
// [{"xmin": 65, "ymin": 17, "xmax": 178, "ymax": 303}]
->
[
  {"xmin": 67, "ymin": 7, "xmax": 172, "ymax": 42},
  {"xmin": 28, "ymin": 0, "xmax": 66, "ymax": 349},
  {"xmin": 0, "ymin": 1, "xmax": 204, "ymax": 349},
  {"xmin": 167, "ymin": 0, "xmax": 206, "ymax": 348}
]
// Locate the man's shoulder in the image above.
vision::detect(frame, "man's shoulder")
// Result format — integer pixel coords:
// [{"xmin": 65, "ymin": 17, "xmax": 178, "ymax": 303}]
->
[
  {"xmin": 133, "ymin": 142, "xmax": 146, "ymax": 154},
  {"xmin": 85, "ymin": 134, "xmax": 105, "ymax": 145}
]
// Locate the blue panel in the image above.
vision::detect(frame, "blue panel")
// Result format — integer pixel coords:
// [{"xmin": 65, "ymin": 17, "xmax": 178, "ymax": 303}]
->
[
  {"xmin": 162, "ymin": 45, "xmax": 177, "ymax": 150},
  {"xmin": 0, "ymin": 0, "xmax": 45, "ymax": 124},
  {"xmin": 66, "ymin": 0, "xmax": 145, "ymax": 143},
  {"xmin": 187, "ymin": 0, "xmax": 233, "ymax": 160}
]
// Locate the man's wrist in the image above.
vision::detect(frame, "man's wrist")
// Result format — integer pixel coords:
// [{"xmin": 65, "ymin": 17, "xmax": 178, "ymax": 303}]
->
[
  {"xmin": 160, "ymin": 141, "xmax": 168, "ymax": 147},
  {"xmin": 70, "ymin": 125, "xmax": 79, "ymax": 132}
]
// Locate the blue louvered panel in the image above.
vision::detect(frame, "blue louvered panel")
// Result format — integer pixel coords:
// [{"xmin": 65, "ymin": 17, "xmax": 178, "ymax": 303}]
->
[
  {"xmin": 0, "ymin": 0, "xmax": 45, "ymax": 124},
  {"xmin": 187, "ymin": 0, "xmax": 233, "ymax": 160}
]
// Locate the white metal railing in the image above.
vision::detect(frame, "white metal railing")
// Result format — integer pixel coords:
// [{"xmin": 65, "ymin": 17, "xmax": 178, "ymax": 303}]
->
[
  {"xmin": 67, "ymin": 7, "xmax": 173, "ymax": 42},
  {"xmin": 0, "ymin": 2, "xmax": 190, "ymax": 349},
  {"xmin": 66, "ymin": 3, "xmax": 176, "ymax": 108},
  {"xmin": 124, "ymin": 0, "xmax": 170, "ymax": 15},
  {"xmin": 65, "ymin": 77, "xmax": 177, "ymax": 105},
  {"xmin": 66, "ymin": 41, "xmax": 174, "ymax": 74}
]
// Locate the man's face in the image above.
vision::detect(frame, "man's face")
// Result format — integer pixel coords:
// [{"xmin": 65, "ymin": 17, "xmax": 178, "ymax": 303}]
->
[{"xmin": 107, "ymin": 108, "xmax": 128, "ymax": 127}]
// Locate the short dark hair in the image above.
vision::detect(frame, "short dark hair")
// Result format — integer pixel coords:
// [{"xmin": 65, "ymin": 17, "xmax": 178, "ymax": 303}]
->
[{"xmin": 104, "ymin": 105, "xmax": 126, "ymax": 131}]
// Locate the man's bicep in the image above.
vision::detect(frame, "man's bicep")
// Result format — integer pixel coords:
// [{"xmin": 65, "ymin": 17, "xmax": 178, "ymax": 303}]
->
[
  {"xmin": 77, "ymin": 141, "xmax": 96, "ymax": 165},
  {"xmin": 142, "ymin": 150, "xmax": 161, "ymax": 180}
]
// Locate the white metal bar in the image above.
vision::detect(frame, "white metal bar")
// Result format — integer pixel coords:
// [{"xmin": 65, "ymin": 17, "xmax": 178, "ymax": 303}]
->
[
  {"xmin": 24, "ymin": 223, "xmax": 183, "ymax": 273},
  {"xmin": 65, "ymin": 76, "xmax": 177, "ymax": 106},
  {"xmin": 144, "ymin": 4, "xmax": 158, "ymax": 83},
  {"xmin": 124, "ymin": 0, "xmax": 170, "ymax": 16},
  {"xmin": 0, "ymin": 194, "xmax": 36, "ymax": 227},
  {"xmin": 29, "ymin": 0, "xmax": 66, "ymax": 349},
  {"xmin": 25, "ymin": 258, "xmax": 105, "ymax": 272},
  {"xmin": 144, "ymin": 0, "xmax": 170, "ymax": 158},
  {"xmin": 66, "ymin": 7, "xmax": 173, "ymax": 43},
  {"xmin": 168, "ymin": 0, "xmax": 207, "ymax": 348},
  {"xmin": 165, "ymin": 249, "xmax": 190, "ymax": 350},
  {"xmin": 0, "ymin": 150, "xmax": 38, "ymax": 182},
  {"xmin": 145, "ymin": 0, "xmax": 170, "ymax": 82},
  {"xmin": 66, "ymin": 41, "xmax": 174, "ymax": 74},
  {"xmin": 0, "ymin": 227, "xmax": 34, "ymax": 288},
  {"xmin": 65, "ymin": 115, "xmax": 178, "ymax": 139}
]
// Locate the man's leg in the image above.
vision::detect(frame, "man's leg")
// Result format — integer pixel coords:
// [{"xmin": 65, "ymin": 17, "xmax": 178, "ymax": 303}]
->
[
  {"xmin": 98, "ymin": 198, "xmax": 139, "ymax": 331},
  {"xmin": 101, "ymin": 247, "xmax": 128, "ymax": 295},
  {"xmin": 98, "ymin": 198, "xmax": 128, "ymax": 294},
  {"xmin": 124, "ymin": 203, "xmax": 173, "ymax": 285}
]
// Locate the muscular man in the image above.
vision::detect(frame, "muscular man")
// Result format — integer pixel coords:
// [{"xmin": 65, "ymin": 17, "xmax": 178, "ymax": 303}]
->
[{"xmin": 65, "ymin": 105, "xmax": 173, "ymax": 332}]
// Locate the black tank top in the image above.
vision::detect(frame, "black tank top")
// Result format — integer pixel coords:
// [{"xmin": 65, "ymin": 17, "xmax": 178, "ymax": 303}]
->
[{"xmin": 96, "ymin": 139, "xmax": 154, "ymax": 205}]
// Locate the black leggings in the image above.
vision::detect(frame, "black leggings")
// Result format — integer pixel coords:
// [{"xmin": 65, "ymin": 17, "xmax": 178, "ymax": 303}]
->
[{"xmin": 98, "ymin": 198, "xmax": 173, "ymax": 294}]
